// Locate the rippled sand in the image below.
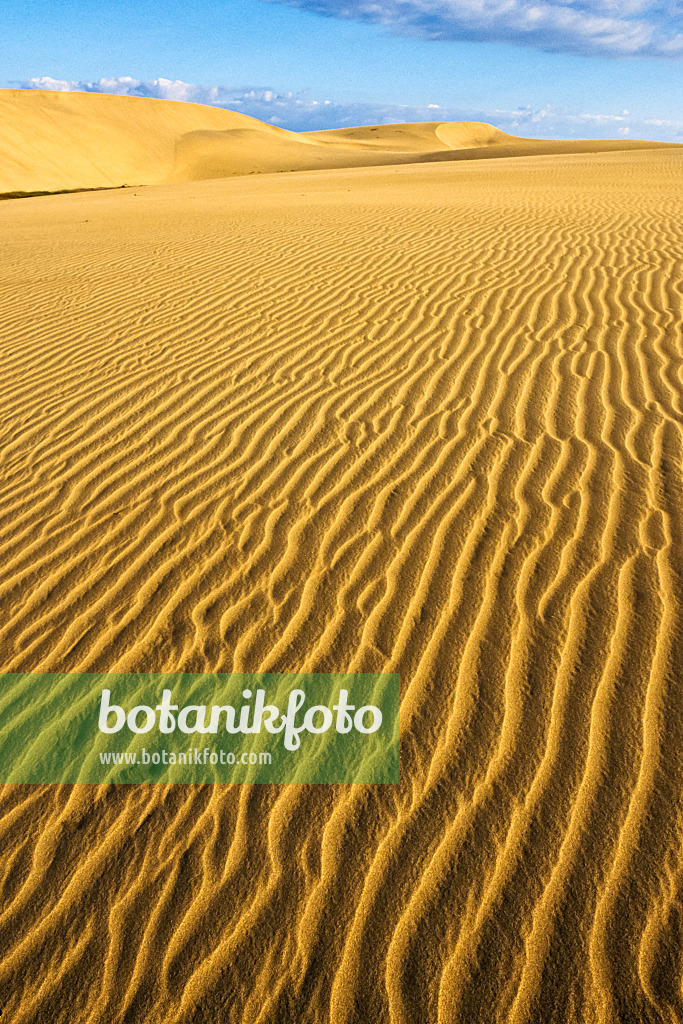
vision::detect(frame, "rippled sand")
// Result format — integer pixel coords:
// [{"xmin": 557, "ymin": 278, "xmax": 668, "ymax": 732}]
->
[{"xmin": 1, "ymin": 143, "xmax": 683, "ymax": 1023}]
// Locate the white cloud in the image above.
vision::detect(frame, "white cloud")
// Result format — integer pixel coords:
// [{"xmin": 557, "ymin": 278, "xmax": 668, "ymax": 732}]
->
[
  {"xmin": 263, "ymin": 0, "xmax": 683, "ymax": 57},
  {"xmin": 24, "ymin": 76, "xmax": 233, "ymax": 105},
  {"xmin": 14, "ymin": 76, "xmax": 683, "ymax": 141}
]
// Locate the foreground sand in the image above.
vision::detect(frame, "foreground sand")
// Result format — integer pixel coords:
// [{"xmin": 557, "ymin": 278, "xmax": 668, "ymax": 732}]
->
[{"xmin": 1, "ymin": 147, "xmax": 683, "ymax": 1023}]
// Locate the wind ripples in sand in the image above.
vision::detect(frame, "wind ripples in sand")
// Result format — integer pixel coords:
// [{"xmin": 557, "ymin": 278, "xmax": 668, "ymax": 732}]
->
[{"xmin": 1, "ymin": 149, "xmax": 682, "ymax": 1023}]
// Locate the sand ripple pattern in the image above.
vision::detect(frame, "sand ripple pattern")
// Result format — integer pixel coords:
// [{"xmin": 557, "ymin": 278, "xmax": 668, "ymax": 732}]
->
[{"xmin": 1, "ymin": 150, "xmax": 683, "ymax": 1023}]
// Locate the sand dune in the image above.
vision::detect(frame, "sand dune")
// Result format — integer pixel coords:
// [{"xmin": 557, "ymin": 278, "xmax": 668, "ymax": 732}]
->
[
  {"xmin": 0, "ymin": 89, "xmax": 277, "ymax": 192},
  {"xmin": 1, "ymin": 88, "xmax": 678, "ymax": 193},
  {"xmin": 165, "ymin": 125, "xmax": 382, "ymax": 182},
  {"xmin": 1, "ymin": 144, "xmax": 683, "ymax": 1022},
  {"xmin": 305, "ymin": 119, "xmax": 514, "ymax": 151}
]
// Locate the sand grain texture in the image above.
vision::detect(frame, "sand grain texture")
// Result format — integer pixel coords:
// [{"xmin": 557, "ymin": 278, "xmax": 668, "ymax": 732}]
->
[{"xmin": 1, "ymin": 127, "xmax": 683, "ymax": 1023}]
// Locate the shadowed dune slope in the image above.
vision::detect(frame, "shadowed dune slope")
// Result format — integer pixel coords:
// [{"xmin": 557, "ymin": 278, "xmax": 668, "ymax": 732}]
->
[
  {"xmin": 1, "ymin": 89, "xmax": 679, "ymax": 192},
  {"xmin": 164, "ymin": 126, "xmax": 412, "ymax": 182},
  {"xmin": 1, "ymin": 149, "xmax": 683, "ymax": 1023},
  {"xmin": 167, "ymin": 120, "xmax": 524, "ymax": 182}
]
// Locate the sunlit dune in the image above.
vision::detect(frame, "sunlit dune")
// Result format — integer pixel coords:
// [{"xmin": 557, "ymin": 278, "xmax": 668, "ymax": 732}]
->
[
  {"xmin": 1, "ymin": 91, "xmax": 683, "ymax": 1024},
  {"xmin": 0, "ymin": 88, "xmax": 278, "ymax": 192},
  {"xmin": 0, "ymin": 88, "xmax": 678, "ymax": 193},
  {"xmin": 304, "ymin": 119, "xmax": 514, "ymax": 151}
]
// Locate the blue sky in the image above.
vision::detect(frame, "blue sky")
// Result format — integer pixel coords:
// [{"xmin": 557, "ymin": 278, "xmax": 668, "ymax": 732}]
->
[{"xmin": 3, "ymin": 0, "xmax": 682, "ymax": 139}]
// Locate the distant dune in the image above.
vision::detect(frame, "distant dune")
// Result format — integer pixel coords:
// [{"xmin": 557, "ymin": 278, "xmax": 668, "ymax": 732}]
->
[
  {"xmin": 0, "ymin": 88, "xmax": 679, "ymax": 193},
  {"xmin": 1, "ymin": 143, "xmax": 683, "ymax": 1022}
]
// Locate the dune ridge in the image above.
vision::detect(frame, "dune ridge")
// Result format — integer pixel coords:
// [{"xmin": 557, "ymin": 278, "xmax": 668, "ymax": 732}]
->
[
  {"xmin": 0, "ymin": 88, "xmax": 679, "ymax": 194},
  {"xmin": 1, "ymin": 147, "xmax": 683, "ymax": 1022}
]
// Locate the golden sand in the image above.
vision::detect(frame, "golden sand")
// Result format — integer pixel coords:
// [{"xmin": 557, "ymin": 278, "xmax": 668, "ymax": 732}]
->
[
  {"xmin": 1, "ymin": 91, "xmax": 683, "ymax": 1023},
  {"xmin": 0, "ymin": 89, "xmax": 677, "ymax": 194}
]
